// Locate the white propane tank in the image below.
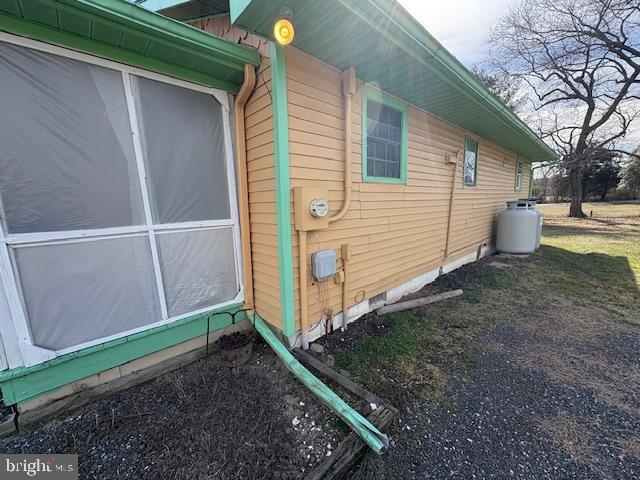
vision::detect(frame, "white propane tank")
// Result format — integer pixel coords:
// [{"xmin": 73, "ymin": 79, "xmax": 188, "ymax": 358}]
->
[
  {"xmin": 519, "ymin": 199, "xmax": 544, "ymax": 249},
  {"xmin": 496, "ymin": 201, "xmax": 538, "ymax": 254}
]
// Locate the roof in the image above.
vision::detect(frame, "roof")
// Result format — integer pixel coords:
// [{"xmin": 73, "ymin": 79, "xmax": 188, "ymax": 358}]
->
[
  {"xmin": 142, "ymin": 0, "xmax": 230, "ymax": 21},
  {"xmin": 0, "ymin": 0, "xmax": 260, "ymax": 92},
  {"xmin": 228, "ymin": 0, "xmax": 557, "ymax": 162}
]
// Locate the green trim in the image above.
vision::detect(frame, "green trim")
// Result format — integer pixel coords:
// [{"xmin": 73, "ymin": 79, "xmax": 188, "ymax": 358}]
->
[
  {"xmin": 0, "ymin": 0, "xmax": 260, "ymax": 91},
  {"xmin": 0, "ymin": 303, "xmax": 244, "ymax": 405},
  {"xmin": 230, "ymin": 0, "xmax": 558, "ymax": 162},
  {"xmin": 269, "ymin": 42, "xmax": 295, "ymax": 337},
  {"xmin": 252, "ymin": 313, "xmax": 388, "ymax": 454},
  {"xmin": 361, "ymin": 85, "xmax": 408, "ymax": 184},
  {"xmin": 463, "ymin": 136, "xmax": 479, "ymax": 187}
]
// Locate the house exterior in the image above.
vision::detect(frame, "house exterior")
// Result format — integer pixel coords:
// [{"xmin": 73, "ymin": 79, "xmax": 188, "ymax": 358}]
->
[{"xmin": 0, "ymin": 0, "xmax": 555, "ymax": 413}]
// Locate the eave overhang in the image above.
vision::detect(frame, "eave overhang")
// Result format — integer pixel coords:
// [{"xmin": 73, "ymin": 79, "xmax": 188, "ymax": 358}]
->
[
  {"xmin": 231, "ymin": 0, "xmax": 557, "ymax": 161},
  {"xmin": 0, "ymin": 0, "xmax": 260, "ymax": 92}
]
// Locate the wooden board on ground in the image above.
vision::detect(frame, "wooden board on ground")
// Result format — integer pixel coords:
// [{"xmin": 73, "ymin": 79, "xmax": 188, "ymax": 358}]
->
[{"xmin": 375, "ymin": 289, "xmax": 463, "ymax": 316}]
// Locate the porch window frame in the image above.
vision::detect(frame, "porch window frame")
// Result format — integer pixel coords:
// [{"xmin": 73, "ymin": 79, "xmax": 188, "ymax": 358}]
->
[{"xmin": 0, "ymin": 33, "xmax": 244, "ymax": 367}]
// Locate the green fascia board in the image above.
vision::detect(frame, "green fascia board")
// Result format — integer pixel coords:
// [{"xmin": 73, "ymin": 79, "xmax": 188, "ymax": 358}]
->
[
  {"xmin": 0, "ymin": 13, "xmax": 239, "ymax": 91},
  {"xmin": 0, "ymin": 303, "xmax": 245, "ymax": 405},
  {"xmin": 269, "ymin": 41, "xmax": 296, "ymax": 338},
  {"xmin": 0, "ymin": 0, "xmax": 259, "ymax": 91},
  {"xmin": 361, "ymin": 84, "xmax": 408, "ymax": 184},
  {"xmin": 230, "ymin": 0, "xmax": 557, "ymax": 162}
]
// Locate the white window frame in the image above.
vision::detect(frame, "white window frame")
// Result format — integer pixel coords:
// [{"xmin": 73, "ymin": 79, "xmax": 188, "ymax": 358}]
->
[
  {"xmin": 0, "ymin": 33, "xmax": 244, "ymax": 368},
  {"xmin": 515, "ymin": 159, "xmax": 524, "ymax": 191}
]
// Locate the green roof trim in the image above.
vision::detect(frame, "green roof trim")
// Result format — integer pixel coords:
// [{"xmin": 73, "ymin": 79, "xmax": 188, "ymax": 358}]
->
[
  {"xmin": 230, "ymin": 0, "xmax": 557, "ymax": 161},
  {"xmin": 0, "ymin": 303, "xmax": 245, "ymax": 405},
  {"xmin": 0, "ymin": 0, "xmax": 259, "ymax": 92}
]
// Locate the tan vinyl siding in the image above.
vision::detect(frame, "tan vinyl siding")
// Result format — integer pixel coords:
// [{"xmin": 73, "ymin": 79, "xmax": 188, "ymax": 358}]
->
[
  {"xmin": 285, "ymin": 48, "xmax": 532, "ymax": 327},
  {"xmin": 245, "ymin": 57, "xmax": 282, "ymax": 328}
]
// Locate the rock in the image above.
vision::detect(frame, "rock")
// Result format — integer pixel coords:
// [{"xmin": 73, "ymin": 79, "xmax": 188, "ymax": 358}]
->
[
  {"xmin": 489, "ymin": 261, "xmax": 512, "ymax": 269},
  {"xmin": 310, "ymin": 343, "xmax": 325, "ymax": 354},
  {"xmin": 322, "ymin": 354, "xmax": 335, "ymax": 367}
]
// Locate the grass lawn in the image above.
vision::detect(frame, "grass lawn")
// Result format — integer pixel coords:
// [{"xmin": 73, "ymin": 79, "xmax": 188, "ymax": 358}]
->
[
  {"xmin": 330, "ymin": 201, "xmax": 640, "ymax": 405},
  {"xmin": 326, "ymin": 200, "xmax": 640, "ymax": 478}
]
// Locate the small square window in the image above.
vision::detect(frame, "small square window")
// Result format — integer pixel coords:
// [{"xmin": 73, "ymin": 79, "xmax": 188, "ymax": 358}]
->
[
  {"xmin": 362, "ymin": 87, "xmax": 407, "ymax": 183},
  {"xmin": 463, "ymin": 138, "xmax": 479, "ymax": 186}
]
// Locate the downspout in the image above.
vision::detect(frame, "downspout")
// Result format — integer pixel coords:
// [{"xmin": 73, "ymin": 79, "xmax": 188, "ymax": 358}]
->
[
  {"xmin": 443, "ymin": 151, "xmax": 460, "ymax": 262},
  {"xmin": 234, "ymin": 64, "xmax": 257, "ymax": 309},
  {"xmin": 251, "ymin": 312, "xmax": 388, "ymax": 454}
]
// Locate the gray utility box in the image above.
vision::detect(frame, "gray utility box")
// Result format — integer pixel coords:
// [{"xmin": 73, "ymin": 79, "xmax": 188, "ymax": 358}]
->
[{"xmin": 312, "ymin": 249, "xmax": 337, "ymax": 281}]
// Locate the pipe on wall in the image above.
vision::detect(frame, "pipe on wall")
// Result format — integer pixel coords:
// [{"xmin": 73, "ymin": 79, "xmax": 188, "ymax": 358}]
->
[
  {"xmin": 233, "ymin": 64, "xmax": 257, "ymax": 309},
  {"xmin": 298, "ymin": 67, "xmax": 357, "ymax": 344},
  {"xmin": 328, "ymin": 67, "xmax": 357, "ymax": 224},
  {"xmin": 443, "ymin": 150, "xmax": 460, "ymax": 262},
  {"xmin": 299, "ymin": 230, "xmax": 309, "ymax": 349}
]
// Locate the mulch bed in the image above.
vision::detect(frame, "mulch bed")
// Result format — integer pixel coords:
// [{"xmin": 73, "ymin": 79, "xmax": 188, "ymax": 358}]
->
[{"xmin": 0, "ymin": 338, "xmax": 349, "ymax": 479}]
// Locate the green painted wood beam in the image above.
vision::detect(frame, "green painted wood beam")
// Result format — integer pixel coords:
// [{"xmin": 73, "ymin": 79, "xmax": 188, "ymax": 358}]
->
[
  {"xmin": 252, "ymin": 313, "xmax": 388, "ymax": 454},
  {"xmin": 0, "ymin": 304, "xmax": 245, "ymax": 405},
  {"xmin": 270, "ymin": 41, "xmax": 296, "ymax": 338}
]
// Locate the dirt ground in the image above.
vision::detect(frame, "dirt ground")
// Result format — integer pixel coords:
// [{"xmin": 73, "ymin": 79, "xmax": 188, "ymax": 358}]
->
[
  {"xmin": 0, "ymin": 339, "xmax": 349, "ymax": 479},
  {"xmin": 323, "ymin": 201, "xmax": 640, "ymax": 479},
  {"xmin": 1, "ymin": 201, "xmax": 638, "ymax": 479}
]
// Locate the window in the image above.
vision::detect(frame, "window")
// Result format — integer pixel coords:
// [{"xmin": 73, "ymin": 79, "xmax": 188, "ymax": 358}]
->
[
  {"xmin": 515, "ymin": 159, "xmax": 524, "ymax": 190},
  {"xmin": 463, "ymin": 137, "xmax": 479, "ymax": 186},
  {"xmin": 362, "ymin": 87, "xmax": 407, "ymax": 183},
  {"xmin": 0, "ymin": 40, "xmax": 241, "ymax": 359}
]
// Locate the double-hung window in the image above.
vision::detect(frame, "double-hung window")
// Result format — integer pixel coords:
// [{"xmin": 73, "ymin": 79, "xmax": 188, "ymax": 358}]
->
[
  {"xmin": 362, "ymin": 87, "xmax": 408, "ymax": 183},
  {"xmin": 0, "ymin": 39, "xmax": 241, "ymax": 365},
  {"xmin": 463, "ymin": 137, "xmax": 479, "ymax": 186},
  {"xmin": 515, "ymin": 159, "xmax": 524, "ymax": 190}
]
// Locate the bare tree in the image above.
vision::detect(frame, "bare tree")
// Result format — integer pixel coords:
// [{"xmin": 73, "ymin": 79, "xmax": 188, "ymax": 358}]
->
[
  {"xmin": 471, "ymin": 67, "xmax": 525, "ymax": 112},
  {"xmin": 489, "ymin": 0, "xmax": 640, "ymax": 217}
]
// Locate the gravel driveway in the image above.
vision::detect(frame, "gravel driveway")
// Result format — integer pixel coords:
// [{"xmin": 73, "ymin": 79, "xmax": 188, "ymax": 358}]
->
[{"xmin": 377, "ymin": 322, "xmax": 640, "ymax": 479}]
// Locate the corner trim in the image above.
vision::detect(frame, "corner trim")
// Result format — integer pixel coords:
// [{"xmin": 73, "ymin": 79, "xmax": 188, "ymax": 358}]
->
[
  {"xmin": 269, "ymin": 42, "xmax": 296, "ymax": 337},
  {"xmin": 0, "ymin": 303, "xmax": 244, "ymax": 405}
]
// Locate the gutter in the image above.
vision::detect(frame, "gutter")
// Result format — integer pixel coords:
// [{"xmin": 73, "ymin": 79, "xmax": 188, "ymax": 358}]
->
[{"xmin": 337, "ymin": 0, "xmax": 558, "ymax": 162}]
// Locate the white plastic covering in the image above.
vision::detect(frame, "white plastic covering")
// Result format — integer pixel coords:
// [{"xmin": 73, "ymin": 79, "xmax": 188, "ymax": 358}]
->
[
  {"xmin": 0, "ymin": 43, "xmax": 144, "ymax": 234},
  {"xmin": 0, "ymin": 40, "xmax": 240, "ymax": 362},
  {"xmin": 12, "ymin": 236, "xmax": 161, "ymax": 351},
  {"xmin": 156, "ymin": 228, "xmax": 238, "ymax": 317},
  {"xmin": 132, "ymin": 76, "xmax": 231, "ymax": 224}
]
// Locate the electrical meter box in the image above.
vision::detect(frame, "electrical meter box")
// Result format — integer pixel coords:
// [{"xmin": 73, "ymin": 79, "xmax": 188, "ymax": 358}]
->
[
  {"xmin": 312, "ymin": 249, "xmax": 337, "ymax": 281},
  {"xmin": 293, "ymin": 186, "xmax": 330, "ymax": 231}
]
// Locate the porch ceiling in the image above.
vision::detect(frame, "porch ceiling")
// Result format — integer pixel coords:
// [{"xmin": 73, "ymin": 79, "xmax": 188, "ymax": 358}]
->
[
  {"xmin": 230, "ymin": 0, "xmax": 557, "ymax": 162},
  {"xmin": 0, "ymin": 0, "xmax": 259, "ymax": 92}
]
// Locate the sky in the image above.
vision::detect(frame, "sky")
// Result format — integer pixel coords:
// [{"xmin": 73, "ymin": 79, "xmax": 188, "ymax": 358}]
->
[{"xmin": 397, "ymin": 0, "xmax": 517, "ymax": 67}]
